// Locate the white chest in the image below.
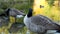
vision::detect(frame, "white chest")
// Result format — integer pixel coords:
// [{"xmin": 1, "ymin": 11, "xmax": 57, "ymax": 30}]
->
[{"xmin": 24, "ymin": 15, "xmax": 30, "ymax": 27}]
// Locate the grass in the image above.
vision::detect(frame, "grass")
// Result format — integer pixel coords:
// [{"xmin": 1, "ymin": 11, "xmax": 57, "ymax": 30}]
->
[{"xmin": 0, "ymin": 0, "xmax": 34, "ymax": 34}]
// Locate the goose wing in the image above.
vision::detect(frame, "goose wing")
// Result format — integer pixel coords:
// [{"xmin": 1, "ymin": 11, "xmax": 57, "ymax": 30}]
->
[{"xmin": 30, "ymin": 15, "xmax": 60, "ymax": 30}]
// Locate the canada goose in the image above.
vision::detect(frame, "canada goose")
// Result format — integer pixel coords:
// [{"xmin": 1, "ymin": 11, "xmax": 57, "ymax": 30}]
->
[
  {"xmin": 24, "ymin": 8, "xmax": 60, "ymax": 34},
  {"xmin": 0, "ymin": 8, "xmax": 25, "ymax": 19},
  {"xmin": 5, "ymin": 8, "xmax": 25, "ymax": 17},
  {"xmin": 5, "ymin": 8, "xmax": 25, "ymax": 22}
]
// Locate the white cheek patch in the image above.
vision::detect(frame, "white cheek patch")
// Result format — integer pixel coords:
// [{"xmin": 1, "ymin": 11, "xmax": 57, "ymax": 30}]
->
[{"xmin": 16, "ymin": 15, "xmax": 23, "ymax": 18}]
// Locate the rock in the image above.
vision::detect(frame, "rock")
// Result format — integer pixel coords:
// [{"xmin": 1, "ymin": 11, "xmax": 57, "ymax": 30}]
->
[
  {"xmin": 0, "ymin": 17, "xmax": 9, "ymax": 27},
  {"xmin": 8, "ymin": 23, "xmax": 25, "ymax": 33}
]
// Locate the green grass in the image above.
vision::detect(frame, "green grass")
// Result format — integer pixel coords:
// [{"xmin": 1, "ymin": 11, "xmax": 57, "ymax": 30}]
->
[{"xmin": 0, "ymin": 0, "xmax": 34, "ymax": 34}]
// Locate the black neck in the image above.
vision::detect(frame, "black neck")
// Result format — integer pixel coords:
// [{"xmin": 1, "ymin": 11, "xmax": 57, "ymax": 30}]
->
[
  {"xmin": 27, "ymin": 8, "xmax": 33, "ymax": 17},
  {"xmin": 5, "ymin": 8, "xmax": 10, "ymax": 16}
]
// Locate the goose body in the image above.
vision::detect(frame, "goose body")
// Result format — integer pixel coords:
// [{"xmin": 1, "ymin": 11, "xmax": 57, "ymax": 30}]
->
[
  {"xmin": 5, "ymin": 8, "xmax": 25, "ymax": 17},
  {"xmin": 24, "ymin": 8, "xmax": 60, "ymax": 34},
  {"xmin": 24, "ymin": 15, "xmax": 47, "ymax": 34}
]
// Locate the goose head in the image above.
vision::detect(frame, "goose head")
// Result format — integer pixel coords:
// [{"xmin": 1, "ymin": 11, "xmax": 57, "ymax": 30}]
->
[{"xmin": 27, "ymin": 8, "xmax": 33, "ymax": 18}]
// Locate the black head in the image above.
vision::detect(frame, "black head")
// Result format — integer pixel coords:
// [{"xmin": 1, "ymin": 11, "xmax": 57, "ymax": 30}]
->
[
  {"xmin": 27, "ymin": 8, "xmax": 33, "ymax": 17},
  {"xmin": 5, "ymin": 8, "xmax": 11, "ymax": 16}
]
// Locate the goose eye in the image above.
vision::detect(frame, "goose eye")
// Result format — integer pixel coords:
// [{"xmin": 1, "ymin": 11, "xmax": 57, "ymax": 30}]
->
[{"xmin": 40, "ymin": 5, "xmax": 44, "ymax": 8}]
